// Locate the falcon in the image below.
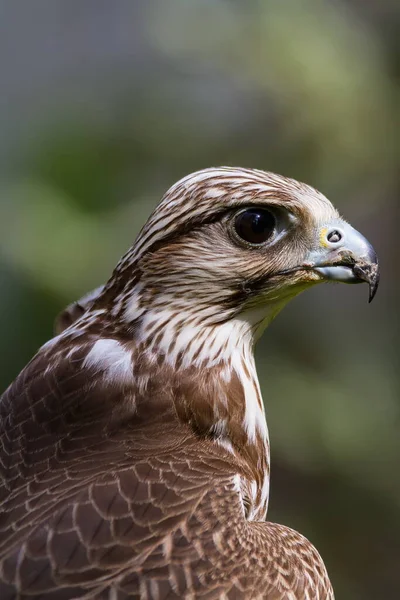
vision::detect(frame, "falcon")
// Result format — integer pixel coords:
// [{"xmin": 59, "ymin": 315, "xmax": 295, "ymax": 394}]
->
[{"xmin": 0, "ymin": 167, "xmax": 379, "ymax": 599}]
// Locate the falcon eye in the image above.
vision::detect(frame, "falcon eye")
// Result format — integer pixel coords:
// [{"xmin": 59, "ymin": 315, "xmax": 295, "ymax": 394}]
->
[{"xmin": 234, "ymin": 208, "xmax": 276, "ymax": 245}]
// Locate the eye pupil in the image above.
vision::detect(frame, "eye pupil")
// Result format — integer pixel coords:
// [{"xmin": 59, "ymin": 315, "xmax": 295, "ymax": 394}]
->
[{"xmin": 234, "ymin": 208, "xmax": 276, "ymax": 244}]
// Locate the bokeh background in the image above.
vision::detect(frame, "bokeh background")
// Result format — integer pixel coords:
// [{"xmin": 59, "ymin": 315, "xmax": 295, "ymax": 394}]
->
[{"xmin": 0, "ymin": 1, "xmax": 398, "ymax": 598}]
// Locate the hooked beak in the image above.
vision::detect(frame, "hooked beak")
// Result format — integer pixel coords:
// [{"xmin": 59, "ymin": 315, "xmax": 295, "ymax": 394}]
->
[{"xmin": 304, "ymin": 221, "xmax": 380, "ymax": 302}]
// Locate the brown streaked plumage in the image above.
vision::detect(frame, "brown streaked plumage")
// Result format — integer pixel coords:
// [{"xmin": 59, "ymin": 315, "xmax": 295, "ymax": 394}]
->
[{"xmin": 0, "ymin": 167, "xmax": 379, "ymax": 599}]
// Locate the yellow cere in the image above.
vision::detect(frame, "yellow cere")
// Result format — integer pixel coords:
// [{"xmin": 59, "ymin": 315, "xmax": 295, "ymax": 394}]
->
[{"xmin": 319, "ymin": 227, "xmax": 329, "ymax": 248}]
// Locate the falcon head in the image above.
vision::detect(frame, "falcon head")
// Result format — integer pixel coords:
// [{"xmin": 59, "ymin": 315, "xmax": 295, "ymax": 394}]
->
[{"xmin": 57, "ymin": 167, "xmax": 379, "ymax": 352}]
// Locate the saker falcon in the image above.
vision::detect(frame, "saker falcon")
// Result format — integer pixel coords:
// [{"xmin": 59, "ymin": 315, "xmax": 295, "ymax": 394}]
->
[{"xmin": 0, "ymin": 167, "xmax": 379, "ymax": 599}]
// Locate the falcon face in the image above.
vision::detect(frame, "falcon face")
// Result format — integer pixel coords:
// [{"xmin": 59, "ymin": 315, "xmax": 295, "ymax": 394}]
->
[
  {"xmin": 1, "ymin": 168, "xmax": 379, "ymax": 600},
  {"xmin": 123, "ymin": 168, "xmax": 378, "ymax": 326}
]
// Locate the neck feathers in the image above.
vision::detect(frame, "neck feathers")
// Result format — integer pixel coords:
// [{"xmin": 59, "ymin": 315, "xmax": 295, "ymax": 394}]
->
[{"xmin": 49, "ymin": 283, "xmax": 277, "ymax": 519}]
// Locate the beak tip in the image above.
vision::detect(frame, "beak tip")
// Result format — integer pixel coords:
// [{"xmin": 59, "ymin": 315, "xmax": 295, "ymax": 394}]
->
[
  {"xmin": 368, "ymin": 288, "xmax": 374, "ymax": 303},
  {"xmin": 368, "ymin": 271, "xmax": 380, "ymax": 303}
]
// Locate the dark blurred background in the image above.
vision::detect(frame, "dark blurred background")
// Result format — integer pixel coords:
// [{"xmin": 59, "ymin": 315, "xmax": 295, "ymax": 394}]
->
[{"xmin": 0, "ymin": 1, "xmax": 398, "ymax": 598}]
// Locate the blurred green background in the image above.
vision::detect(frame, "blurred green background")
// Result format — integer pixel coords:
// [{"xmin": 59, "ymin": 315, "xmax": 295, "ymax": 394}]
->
[{"xmin": 0, "ymin": 1, "xmax": 398, "ymax": 598}]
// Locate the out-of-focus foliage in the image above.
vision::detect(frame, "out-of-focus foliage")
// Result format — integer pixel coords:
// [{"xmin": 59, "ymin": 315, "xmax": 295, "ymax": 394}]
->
[{"xmin": 0, "ymin": 1, "xmax": 398, "ymax": 597}]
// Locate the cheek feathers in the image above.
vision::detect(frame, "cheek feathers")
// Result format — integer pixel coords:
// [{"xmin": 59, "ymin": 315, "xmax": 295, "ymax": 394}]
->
[{"xmin": 138, "ymin": 215, "xmax": 315, "ymax": 313}]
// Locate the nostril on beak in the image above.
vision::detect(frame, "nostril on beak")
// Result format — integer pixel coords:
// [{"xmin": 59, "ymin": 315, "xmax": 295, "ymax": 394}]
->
[{"xmin": 327, "ymin": 229, "xmax": 343, "ymax": 244}]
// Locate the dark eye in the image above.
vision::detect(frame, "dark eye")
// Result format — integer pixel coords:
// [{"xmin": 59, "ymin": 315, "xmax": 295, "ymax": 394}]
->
[{"xmin": 234, "ymin": 208, "xmax": 276, "ymax": 244}]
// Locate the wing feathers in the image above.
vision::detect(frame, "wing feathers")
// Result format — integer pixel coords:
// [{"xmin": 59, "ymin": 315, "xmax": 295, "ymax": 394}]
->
[{"xmin": 0, "ymin": 348, "xmax": 333, "ymax": 599}]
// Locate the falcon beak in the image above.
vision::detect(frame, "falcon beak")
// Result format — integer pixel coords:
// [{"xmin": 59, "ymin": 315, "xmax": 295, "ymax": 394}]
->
[{"xmin": 305, "ymin": 221, "xmax": 380, "ymax": 302}]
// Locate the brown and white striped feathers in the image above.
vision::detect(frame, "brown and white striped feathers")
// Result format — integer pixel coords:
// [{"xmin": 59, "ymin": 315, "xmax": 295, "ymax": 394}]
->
[{"xmin": 0, "ymin": 167, "xmax": 379, "ymax": 599}]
